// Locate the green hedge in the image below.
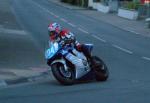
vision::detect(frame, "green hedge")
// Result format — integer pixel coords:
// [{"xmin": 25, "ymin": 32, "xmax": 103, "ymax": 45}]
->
[
  {"xmin": 126, "ymin": 2, "xmax": 140, "ymax": 10},
  {"xmin": 121, "ymin": 1, "xmax": 141, "ymax": 10}
]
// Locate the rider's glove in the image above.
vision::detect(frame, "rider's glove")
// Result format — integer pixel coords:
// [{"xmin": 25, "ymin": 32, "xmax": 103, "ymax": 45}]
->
[
  {"xmin": 59, "ymin": 40, "xmax": 65, "ymax": 47},
  {"xmin": 76, "ymin": 44, "xmax": 82, "ymax": 51}
]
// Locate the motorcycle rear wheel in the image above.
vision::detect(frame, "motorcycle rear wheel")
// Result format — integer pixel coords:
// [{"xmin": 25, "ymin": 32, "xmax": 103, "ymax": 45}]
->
[
  {"xmin": 51, "ymin": 63, "xmax": 75, "ymax": 85},
  {"xmin": 92, "ymin": 56, "xmax": 109, "ymax": 81}
]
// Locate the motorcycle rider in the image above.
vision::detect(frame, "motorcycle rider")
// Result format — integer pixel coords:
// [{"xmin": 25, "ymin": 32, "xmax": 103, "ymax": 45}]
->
[{"xmin": 47, "ymin": 22, "xmax": 93, "ymax": 66}]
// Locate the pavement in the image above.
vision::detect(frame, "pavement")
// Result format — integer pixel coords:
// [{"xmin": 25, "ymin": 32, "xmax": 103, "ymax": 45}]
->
[
  {"xmin": 49, "ymin": 0, "xmax": 150, "ymax": 37},
  {"xmin": 0, "ymin": 0, "xmax": 49, "ymax": 88}
]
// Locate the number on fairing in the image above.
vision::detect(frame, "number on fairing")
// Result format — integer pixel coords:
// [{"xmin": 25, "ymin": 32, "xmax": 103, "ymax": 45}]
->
[
  {"xmin": 50, "ymin": 46, "xmax": 55, "ymax": 54},
  {"xmin": 45, "ymin": 42, "xmax": 59, "ymax": 59}
]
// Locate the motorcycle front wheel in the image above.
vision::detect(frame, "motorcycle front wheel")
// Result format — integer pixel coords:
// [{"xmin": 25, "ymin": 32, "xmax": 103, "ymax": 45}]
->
[{"xmin": 51, "ymin": 63, "xmax": 75, "ymax": 85}]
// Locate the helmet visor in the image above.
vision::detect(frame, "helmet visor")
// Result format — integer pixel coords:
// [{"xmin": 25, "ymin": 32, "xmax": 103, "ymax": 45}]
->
[{"xmin": 49, "ymin": 31, "xmax": 56, "ymax": 36}]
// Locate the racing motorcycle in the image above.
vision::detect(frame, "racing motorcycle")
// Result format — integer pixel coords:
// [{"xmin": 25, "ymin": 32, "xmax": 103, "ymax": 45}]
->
[{"xmin": 45, "ymin": 41, "xmax": 109, "ymax": 85}]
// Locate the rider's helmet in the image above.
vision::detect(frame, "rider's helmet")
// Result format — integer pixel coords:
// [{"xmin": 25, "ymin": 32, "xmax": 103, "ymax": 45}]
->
[{"xmin": 48, "ymin": 22, "xmax": 62, "ymax": 40}]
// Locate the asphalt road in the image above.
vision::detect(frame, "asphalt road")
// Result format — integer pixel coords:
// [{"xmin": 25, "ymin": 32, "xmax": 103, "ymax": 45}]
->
[
  {"xmin": 0, "ymin": 0, "xmax": 45, "ymax": 70},
  {"xmin": 0, "ymin": 0, "xmax": 150, "ymax": 103}
]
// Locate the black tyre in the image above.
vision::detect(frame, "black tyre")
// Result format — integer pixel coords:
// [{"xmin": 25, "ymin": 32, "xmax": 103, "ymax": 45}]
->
[
  {"xmin": 51, "ymin": 63, "xmax": 75, "ymax": 85},
  {"xmin": 92, "ymin": 56, "xmax": 109, "ymax": 81}
]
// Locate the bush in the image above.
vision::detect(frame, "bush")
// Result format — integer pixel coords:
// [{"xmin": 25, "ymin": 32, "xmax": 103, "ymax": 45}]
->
[
  {"xmin": 127, "ymin": 2, "xmax": 140, "ymax": 10},
  {"xmin": 122, "ymin": 1, "xmax": 140, "ymax": 10}
]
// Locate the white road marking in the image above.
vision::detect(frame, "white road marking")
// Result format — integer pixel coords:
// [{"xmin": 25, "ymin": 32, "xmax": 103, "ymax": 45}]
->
[
  {"xmin": 112, "ymin": 44, "xmax": 133, "ymax": 54},
  {"xmin": 49, "ymin": 12, "xmax": 60, "ymax": 18},
  {"xmin": 78, "ymin": 28, "xmax": 89, "ymax": 34},
  {"xmin": 79, "ymin": 25, "xmax": 86, "ymax": 29},
  {"xmin": 124, "ymin": 28, "xmax": 140, "ymax": 35},
  {"xmin": 32, "ymin": 1, "xmax": 51, "ymax": 13},
  {"xmin": 142, "ymin": 56, "xmax": 150, "ymax": 61},
  {"xmin": 53, "ymin": 15, "xmax": 59, "ymax": 18},
  {"xmin": 68, "ymin": 22, "xmax": 76, "ymax": 27},
  {"xmin": 76, "ymin": 14, "xmax": 95, "ymax": 22},
  {"xmin": 0, "ymin": 28, "xmax": 27, "ymax": 35},
  {"xmin": 0, "ymin": 80, "xmax": 7, "ymax": 87},
  {"xmin": 60, "ymin": 18, "xmax": 67, "ymax": 22},
  {"xmin": 92, "ymin": 35, "xmax": 106, "ymax": 43},
  {"xmin": 49, "ymin": 12, "xmax": 54, "ymax": 15},
  {"xmin": 129, "ymin": 30, "xmax": 140, "ymax": 35},
  {"xmin": 31, "ymin": 0, "xmax": 89, "ymax": 34},
  {"xmin": 31, "ymin": 0, "xmax": 60, "ymax": 19}
]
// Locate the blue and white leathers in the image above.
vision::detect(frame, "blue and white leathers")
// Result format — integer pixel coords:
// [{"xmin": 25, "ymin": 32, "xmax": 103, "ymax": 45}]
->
[{"xmin": 45, "ymin": 42, "xmax": 92, "ymax": 79}]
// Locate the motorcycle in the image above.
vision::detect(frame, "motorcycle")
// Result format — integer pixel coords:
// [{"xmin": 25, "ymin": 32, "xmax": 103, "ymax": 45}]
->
[{"xmin": 45, "ymin": 41, "xmax": 109, "ymax": 85}]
